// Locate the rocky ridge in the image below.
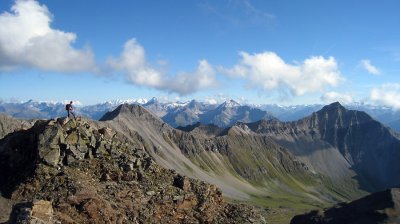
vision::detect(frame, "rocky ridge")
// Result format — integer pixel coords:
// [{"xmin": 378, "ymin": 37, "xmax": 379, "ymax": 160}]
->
[{"xmin": 0, "ymin": 116, "xmax": 265, "ymax": 223}]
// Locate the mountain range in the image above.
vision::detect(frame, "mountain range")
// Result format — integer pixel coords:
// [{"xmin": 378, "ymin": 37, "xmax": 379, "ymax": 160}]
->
[
  {"xmin": 1, "ymin": 101, "xmax": 400, "ymax": 223},
  {"xmin": 1, "ymin": 98, "xmax": 399, "ymax": 132},
  {"xmin": 98, "ymin": 102, "xmax": 399, "ymax": 222}
]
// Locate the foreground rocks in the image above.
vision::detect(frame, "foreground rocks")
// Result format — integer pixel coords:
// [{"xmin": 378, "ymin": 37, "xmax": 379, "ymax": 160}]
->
[
  {"xmin": 0, "ymin": 117, "xmax": 265, "ymax": 223},
  {"xmin": 291, "ymin": 188, "xmax": 400, "ymax": 224}
]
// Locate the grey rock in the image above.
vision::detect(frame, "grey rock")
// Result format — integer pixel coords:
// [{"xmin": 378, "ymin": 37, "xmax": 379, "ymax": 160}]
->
[
  {"xmin": 146, "ymin": 191, "xmax": 156, "ymax": 196},
  {"xmin": 39, "ymin": 146, "xmax": 60, "ymax": 167}
]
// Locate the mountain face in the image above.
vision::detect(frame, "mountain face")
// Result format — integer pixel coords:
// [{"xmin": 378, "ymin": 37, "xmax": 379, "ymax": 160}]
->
[
  {"xmin": 246, "ymin": 102, "xmax": 400, "ymax": 194},
  {"xmin": 291, "ymin": 188, "xmax": 400, "ymax": 224},
  {"xmin": 0, "ymin": 116, "xmax": 264, "ymax": 223}
]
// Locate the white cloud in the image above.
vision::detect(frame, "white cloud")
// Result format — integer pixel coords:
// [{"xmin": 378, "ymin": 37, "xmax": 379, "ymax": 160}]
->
[
  {"xmin": 107, "ymin": 39, "xmax": 163, "ymax": 88},
  {"xmin": 221, "ymin": 51, "xmax": 343, "ymax": 97},
  {"xmin": 360, "ymin": 59, "xmax": 380, "ymax": 75},
  {"xmin": 108, "ymin": 39, "xmax": 217, "ymax": 95},
  {"xmin": 321, "ymin": 91, "xmax": 353, "ymax": 104},
  {"xmin": 370, "ymin": 83, "xmax": 400, "ymax": 110},
  {"xmin": 166, "ymin": 59, "xmax": 216, "ymax": 95},
  {"xmin": 0, "ymin": 0, "xmax": 95, "ymax": 72}
]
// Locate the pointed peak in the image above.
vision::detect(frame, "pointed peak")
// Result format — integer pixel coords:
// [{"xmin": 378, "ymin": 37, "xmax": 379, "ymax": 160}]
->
[
  {"xmin": 145, "ymin": 97, "xmax": 159, "ymax": 105},
  {"xmin": 319, "ymin": 101, "xmax": 346, "ymax": 113},
  {"xmin": 99, "ymin": 103, "xmax": 151, "ymax": 121},
  {"xmin": 221, "ymin": 99, "xmax": 240, "ymax": 108}
]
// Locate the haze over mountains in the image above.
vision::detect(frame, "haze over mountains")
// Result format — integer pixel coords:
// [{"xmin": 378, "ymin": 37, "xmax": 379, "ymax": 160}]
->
[{"xmin": 1, "ymin": 98, "xmax": 399, "ymax": 132}]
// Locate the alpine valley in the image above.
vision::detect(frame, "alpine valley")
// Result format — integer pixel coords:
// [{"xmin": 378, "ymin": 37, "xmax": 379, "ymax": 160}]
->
[{"xmin": 0, "ymin": 101, "xmax": 399, "ymax": 223}]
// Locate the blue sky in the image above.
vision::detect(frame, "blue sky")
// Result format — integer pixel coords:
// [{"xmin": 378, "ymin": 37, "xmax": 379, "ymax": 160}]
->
[{"xmin": 0, "ymin": 0, "xmax": 399, "ymax": 108}]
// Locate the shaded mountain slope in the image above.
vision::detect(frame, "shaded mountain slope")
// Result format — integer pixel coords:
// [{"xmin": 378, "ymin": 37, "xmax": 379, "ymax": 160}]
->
[
  {"xmin": 246, "ymin": 102, "xmax": 400, "ymax": 195},
  {"xmin": 0, "ymin": 117, "xmax": 264, "ymax": 223},
  {"xmin": 291, "ymin": 188, "xmax": 400, "ymax": 224},
  {"xmin": 100, "ymin": 104, "xmax": 261, "ymax": 200}
]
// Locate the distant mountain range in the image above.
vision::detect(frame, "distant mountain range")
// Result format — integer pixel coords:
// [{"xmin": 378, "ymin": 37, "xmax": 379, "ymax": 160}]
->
[{"xmin": 1, "ymin": 98, "xmax": 399, "ymax": 132}]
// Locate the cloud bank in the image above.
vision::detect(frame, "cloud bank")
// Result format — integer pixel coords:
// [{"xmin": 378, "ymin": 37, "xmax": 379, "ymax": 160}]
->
[
  {"xmin": 360, "ymin": 59, "xmax": 380, "ymax": 75},
  {"xmin": 321, "ymin": 91, "xmax": 353, "ymax": 104},
  {"xmin": 370, "ymin": 83, "xmax": 400, "ymax": 110},
  {"xmin": 221, "ymin": 52, "xmax": 343, "ymax": 97},
  {"xmin": 108, "ymin": 39, "xmax": 216, "ymax": 95},
  {"xmin": 0, "ymin": 0, "xmax": 95, "ymax": 72}
]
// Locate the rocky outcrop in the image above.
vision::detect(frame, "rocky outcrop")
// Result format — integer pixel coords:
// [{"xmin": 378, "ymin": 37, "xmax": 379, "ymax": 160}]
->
[
  {"xmin": 291, "ymin": 188, "xmax": 400, "ymax": 224},
  {"xmin": 0, "ymin": 116, "xmax": 265, "ymax": 223}
]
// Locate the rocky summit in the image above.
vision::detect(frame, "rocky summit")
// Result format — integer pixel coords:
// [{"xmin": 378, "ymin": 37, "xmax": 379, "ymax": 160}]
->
[{"xmin": 0, "ymin": 117, "xmax": 265, "ymax": 223}]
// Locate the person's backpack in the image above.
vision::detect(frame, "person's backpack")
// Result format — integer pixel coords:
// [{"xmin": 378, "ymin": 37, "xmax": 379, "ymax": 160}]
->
[{"xmin": 65, "ymin": 104, "xmax": 70, "ymax": 111}]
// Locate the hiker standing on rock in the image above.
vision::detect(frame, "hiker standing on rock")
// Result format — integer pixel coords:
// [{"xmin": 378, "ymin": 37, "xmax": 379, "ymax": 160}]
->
[{"xmin": 66, "ymin": 101, "xmax": 76, "ymax": 119}]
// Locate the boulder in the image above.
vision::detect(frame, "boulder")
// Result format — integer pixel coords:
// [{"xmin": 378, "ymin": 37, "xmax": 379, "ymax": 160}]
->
[
  {"xmin": 31, "ymin": 200, "xmax": 53, "ymax": 223},
  {"xmin": 38, "ymin": 125, "xmax": 64, "ymax": 166}
]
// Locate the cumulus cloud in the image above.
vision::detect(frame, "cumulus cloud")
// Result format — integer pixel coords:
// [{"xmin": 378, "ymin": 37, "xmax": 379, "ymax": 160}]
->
[
  {"xmin": 166, "ymin": 59, "xmax": 216, "ymax": 95},
  {"xmin": 360, "ymin": 59, "xmax": 380, "ymax": 75},
  {"xmin": 107, "ymin": 39, "xmax": 163, "ymax": 88},
  {"xmin": 0, "ymin": 0, "xmax": 95, "ymax": 72},
  {"xmin": 321, "ymin": 91, "xmax": 353, "ymax": 104},
  {"xmin": 108, "ymin": 39, "xmax": 217, "ymax": 95},
  {"xmin": 370, "ymin": 83, "xmax": 400, "ymax": 110},
  {"xmin": 221, "ymin": 51, "xmax": 343, "ymax": 97}
]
